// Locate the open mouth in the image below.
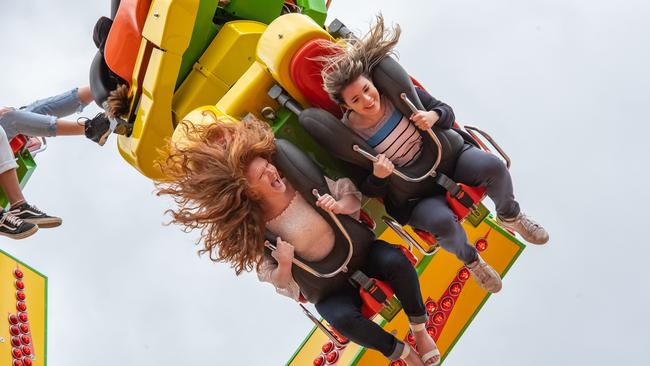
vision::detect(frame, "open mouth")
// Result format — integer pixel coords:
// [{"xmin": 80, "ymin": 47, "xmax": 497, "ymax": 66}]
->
[{"xmin": 270, "ymin": 172, "xmax": 285, "ymax": 190}]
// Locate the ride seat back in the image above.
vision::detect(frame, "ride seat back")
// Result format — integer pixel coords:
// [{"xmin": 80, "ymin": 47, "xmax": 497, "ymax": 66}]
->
[
  {"xmin": 289, "ymin": 39, "xmax": 343, "ymax": 118},
  {"xmin": 105, "ymin": 0, "xmax": 152, "ymax": 84}
]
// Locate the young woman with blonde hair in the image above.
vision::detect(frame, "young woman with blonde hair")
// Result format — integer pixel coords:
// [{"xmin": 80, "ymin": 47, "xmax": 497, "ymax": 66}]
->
[
  {"xmin": 157, "ymin": 115, "xmax": 442, "ymax": 365},
  {"xmin": 301, "ymin": 15, "xmax": 549, "ymax": 294}
]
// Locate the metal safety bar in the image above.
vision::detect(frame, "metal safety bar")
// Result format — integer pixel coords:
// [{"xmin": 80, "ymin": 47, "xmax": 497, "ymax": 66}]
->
[
  {"xmin": 264, "ymin": 189, "xmax": 354, "ymax": 279},
  {"xmin": 352, "ymin": 93, "xmax": 443, "ymax": 183},
  {"xmin": 299, "ymin": 304, "xmax": 345, "ymax": 347},
  {"xmin": 382, "ymin": 216, "xmax": 439, "ymax": 256},
  {"xmin": 463, "ymin": 125, "xmax": 511, "ymax": 169}
]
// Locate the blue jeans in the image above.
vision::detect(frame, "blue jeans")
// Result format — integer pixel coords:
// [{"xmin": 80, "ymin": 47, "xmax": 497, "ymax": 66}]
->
[
  {"xmin": 315, "ymin": 241, "xmax": 427, "ymax": 361},
  {"xmin": 0, "ymin": 88, "xmax": 87, "ymax": 140}
]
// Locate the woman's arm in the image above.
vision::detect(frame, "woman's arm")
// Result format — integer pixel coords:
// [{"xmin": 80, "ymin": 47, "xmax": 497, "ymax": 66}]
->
[
  {"xmin": 257, "ymin": 238, "xmax": 301, "ymax": 301},
  {"xmin": 415, "ymin": 87, "xmax": 456, "ymax": 129}
]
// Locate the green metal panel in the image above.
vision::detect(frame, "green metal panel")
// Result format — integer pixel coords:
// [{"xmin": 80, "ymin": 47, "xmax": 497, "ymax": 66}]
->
[
  {"xmin": 0, "ymin": 149, "xmax": 37, "ymax": 209},
  {"xmin": 296, "ymin": 0, "xmax": 328, "ymax": 26},
  {"xmin": 271, "ymin": 107, "xmax": 347, "ymax": 180},
  {"xmin": 216, "ymin": 0, "xmax": 284, "ymax": 25},
  {"xmin": 176, "ymin": 0, "xmax": 222, "ymax": 88}
]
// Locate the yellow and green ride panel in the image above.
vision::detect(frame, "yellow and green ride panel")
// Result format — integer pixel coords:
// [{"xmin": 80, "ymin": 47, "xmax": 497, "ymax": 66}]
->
[{"xmin": 0, "ymin": 250, "xmax": 47, "ymax": 366}]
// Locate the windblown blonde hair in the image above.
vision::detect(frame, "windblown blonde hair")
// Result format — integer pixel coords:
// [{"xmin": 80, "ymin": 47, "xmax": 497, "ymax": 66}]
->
[
  {"xmin": 156, "ymin": 114, "xmax": 276, "ymax": 275},
  {"xmin": 321, "ymin": 14, "xmax": 401, "ymax": 104}
]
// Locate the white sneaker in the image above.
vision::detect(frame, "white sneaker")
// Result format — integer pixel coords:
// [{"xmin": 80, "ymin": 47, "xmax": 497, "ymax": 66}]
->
[
  {"xmin": 497, "ymin": 212, "xmax": 549, "ymax": 245},
  {"xmin": 466, "ymin": 255, "xmax": 502, "ymax": 293}
]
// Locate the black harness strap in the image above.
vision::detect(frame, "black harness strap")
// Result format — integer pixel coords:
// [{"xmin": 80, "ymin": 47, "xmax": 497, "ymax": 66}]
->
[{"xmin": 435, "ymin": 173, "xmax": 476, "ymax": 209}]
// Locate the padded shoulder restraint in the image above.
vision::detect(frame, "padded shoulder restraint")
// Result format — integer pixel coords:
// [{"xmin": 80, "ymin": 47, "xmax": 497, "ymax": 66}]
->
[
  {"xmin": 372, "ymin": 56, "xmax": 425, "ymax": 117},
  {"xmin": 273, "ymin": 138, "xmax": 330, "ymax": 203},
  {"xmin": 299, "ymin": 108, "xmax": 375, "ymax": 170},
  {"xmin": 89, "ymin": 51, "xmax": 118, "ymax": 107}
]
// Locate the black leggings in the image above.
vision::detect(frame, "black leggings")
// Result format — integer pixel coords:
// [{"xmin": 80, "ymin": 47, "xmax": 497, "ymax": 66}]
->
[{"xmin": 315, "ymin": 240, "xmax": 427, "ymax": 360}]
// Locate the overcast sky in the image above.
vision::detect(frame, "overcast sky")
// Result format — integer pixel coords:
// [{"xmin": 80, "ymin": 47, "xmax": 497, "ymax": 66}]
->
[{"xmin": 1, "ymin": 0, "xmax": 649, "ymax": 365}]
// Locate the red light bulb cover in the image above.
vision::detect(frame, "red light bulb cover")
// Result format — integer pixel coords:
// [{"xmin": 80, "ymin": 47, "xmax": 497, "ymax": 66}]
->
[
  {"xmin": 313, "ymin": 355, "xmax": 325, "ymax": 366},
  {"xmin": 475, "ymin": 238, "xmax": 488, "ymax": 252},
  {"xmin": 322, "ymin": 341, "xmax": 333, "ymax": 354},
  {"xmin": 406, "ymin": 332, "xmax": 415, "ymax": 345},
  {"xmin": 23, "ymin": 358, "xmax": 33, "ymax": 366},
  {"xmin": 11, "ymin": 337, "xmax": 21, "ymax": 347},
  {"xmin": 12, "ymin": 348, "xmax": 22, "ymax": 358},
  {"xmin": 325, "ymin": 350, "xmax": 339, "ymax": 364},
  {"xmin": 9, "ymin": 314, "xmax": 19, "ymax": 325},
  {"xmin": 427, "ymin": 326, "xmax": 437, "ymax": 338},
  {"xmin": 21, "ymin": 335, "xmax": 30, "ymax": 345},
  {"xmin": 15, "ymin": 280, "xmax": 25, "ymax": 290},
  {"xmin": 390, "ymin": 360, "xmax": 406, "ymax": 366},
  {"xmin": 18, "ymin": 313, "xmax": 28, "ymax": 323},
  {"xmin": 13, "ymin": 360, "xmax": 24, "ymax": 366},
  {"xmin": 16, "ymin": 302, "xmax": 27, "ymax": 312},
  {"xmin": 10, "ymin": 325, "xmax": 21, "ymax": 336},
  {"xmin": 19, "ymin": 323, "xmax": 29, "ymax": 334},
  {"xmin": 458, "ymin": 268, "xmax": 470, "ymax": 281},
  {"xmin": 21, "ymin": 347, "xmax": 31, "ymax": 356},
  {"xmin": 449, "ymin": 282, "xmax": 462, "ymax": 296},
  {"xmin": 431, "ymin": 312, "xmax": 445, "ymax": 325},
  {"xmin": 441, "ymin": 297, "xmax": 454, "ymax": 311},
  {"xmin": 16, "ymin": 291, "xmax": 26, "ymax": 301},
  {"xmin": 425, "ymin": 300, "xmax": 437, "ymax": 314},
  {"xmin": 14, "ymin": 269, "xmax": 24, "ymax": 279}
]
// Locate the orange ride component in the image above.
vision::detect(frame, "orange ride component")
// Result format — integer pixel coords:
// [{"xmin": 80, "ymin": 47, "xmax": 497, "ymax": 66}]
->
[{"xmin": 104, "ymin": 0, "xmax": 152, "ymax": 83}]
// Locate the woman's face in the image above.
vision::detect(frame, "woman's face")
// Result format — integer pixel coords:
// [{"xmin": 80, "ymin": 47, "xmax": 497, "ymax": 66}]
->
[
  {"xmin": 245, "ymin": 156, "xmax": 286, "ymax": 198},
  {"xmin": 341, "ymin": 75, "xmax": 382, "ymax": 118}
]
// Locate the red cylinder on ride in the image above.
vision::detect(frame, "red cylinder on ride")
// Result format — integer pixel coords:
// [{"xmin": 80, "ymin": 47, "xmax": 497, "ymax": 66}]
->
[
  {"xmin": 14, "ymin": 269, "xmax": 24, "ymax": 279},
  {"xmin": 21, "ymin": 335, "xmax": 30, "ymax": 345},
  {"xmin": 21, "ymin": 347, "xmax": 31, "ymax": 356},
  {"xmin": 9, "ymin": 314, "xmax": 19, "ymax": 325},
  {"xmin": 16, "ymin": 291, "xmax": 26, "ymax": 301},
  {"xmin": 23, "ymin": 358, "xmax": 33, "ymax": 366},
  {"xmin": 11, "ymin": 337, "xmax": 21, "ymax": 347},
  {"xmin": 13, "ymin": 360, "xmax": 24, "ymax": 366},
  {"xmin": 19, "ymin": 323, "xmax": 29, "ymax": 334},
  {"xmin": 12, "ymin": 348, "xmax": 22, "ymax": 358},
  {"xmin": 15, "ymin": 280, "xmax": 25, "ymax": 290}
]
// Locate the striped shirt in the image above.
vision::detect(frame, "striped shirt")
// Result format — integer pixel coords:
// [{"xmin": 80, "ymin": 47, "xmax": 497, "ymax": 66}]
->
[{"xmin": 343, "ymin": 97, "xmax": 422, "ymax": 167}]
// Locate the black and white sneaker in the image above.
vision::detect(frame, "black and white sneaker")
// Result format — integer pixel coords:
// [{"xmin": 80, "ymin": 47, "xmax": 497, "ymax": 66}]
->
[
  {"xmin": 9, "ymin": 202, "xmax": 62, "ymax": 228},
  {"xmin": 0, "ymin": 210, "xmax": 38, "ymax": 240},
  {"xmin": 82, "ymin": 113, "xmax": 112, "ymax": 146}
]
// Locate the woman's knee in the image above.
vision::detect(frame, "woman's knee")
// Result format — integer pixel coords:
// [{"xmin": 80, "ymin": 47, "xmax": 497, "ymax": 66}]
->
[{"xmin": 372, "ymin": 244, "xmax": 412, "ymax": 272}]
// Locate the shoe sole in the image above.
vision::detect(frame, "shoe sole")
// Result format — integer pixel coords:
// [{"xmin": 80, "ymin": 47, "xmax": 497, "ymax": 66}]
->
[
  {"xmin": 0, "ymin": 225, "xmax": 39, "ymax": 240},
  {"xmin": 97, "ymin": 129, "xmax": 111, "ymax": 146},
  {"xmin": 24, "ymin": 217, "xmax": 62, "ymax": 229}
]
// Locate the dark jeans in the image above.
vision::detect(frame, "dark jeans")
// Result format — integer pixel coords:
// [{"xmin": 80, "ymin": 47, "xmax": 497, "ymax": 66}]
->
[
  {"xmin": 315, "ymin": 240, "xmax": 426, "ymax": 360},
  {"xmin": 408, "ymin": 145, "xmax": 520, "ymax": 264}
]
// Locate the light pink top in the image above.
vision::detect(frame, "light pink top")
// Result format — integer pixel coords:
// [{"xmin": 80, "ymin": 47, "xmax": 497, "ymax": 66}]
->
[{"xmin": 257, "ymin": 177, "xmax": 361, "ymax": 301}]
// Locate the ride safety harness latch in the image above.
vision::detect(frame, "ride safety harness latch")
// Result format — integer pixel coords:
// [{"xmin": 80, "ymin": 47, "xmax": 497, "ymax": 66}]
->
[
  {"xmin": 436, "ymin": 173, "xmax": 476, "ymax": 209},
  {"xmin": 349, "ymin": 271, "xmax": 402, "ymax": 321}
]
